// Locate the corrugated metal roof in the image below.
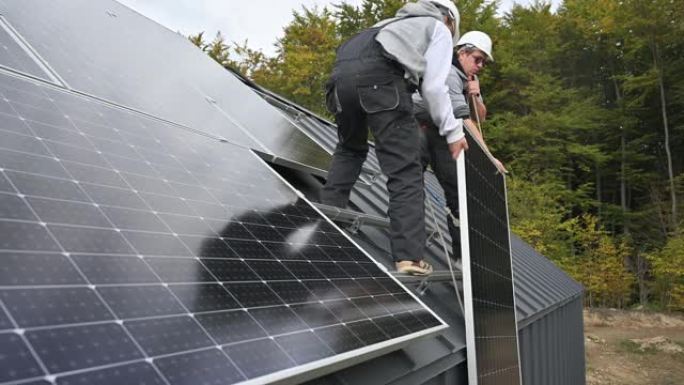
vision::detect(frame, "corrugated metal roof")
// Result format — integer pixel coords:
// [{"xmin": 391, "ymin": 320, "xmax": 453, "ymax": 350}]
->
[{"xmin": 511, "ymin": 235, "xmax": 583, "ymax": 325}]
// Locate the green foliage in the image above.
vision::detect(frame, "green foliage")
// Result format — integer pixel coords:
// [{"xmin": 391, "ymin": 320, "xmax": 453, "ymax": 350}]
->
[
  {"xmin": 507, "ymin": 176, "xmax": 574, "ymax": 259},
  {"xmin": 187, "ymin": 31, "xmax": 268, "ymax": 76},
  {"xmin": 257, "ymin": 6, "xmax": 340, "ymax": 115},
  {"xmin": 564, "ymin": 215, "xmax": 634, "ymax": 308},
  {"xmin": 335, "ymin": 0, "xmax": 406, "ymax": 41},
  {"xmin": 647, "ymin": 232, "xmax": 684, "ymax": 311}
]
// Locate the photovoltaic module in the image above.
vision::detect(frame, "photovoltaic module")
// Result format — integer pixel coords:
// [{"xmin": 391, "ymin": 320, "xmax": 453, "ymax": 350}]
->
[
  {"xmin": 457, "ymin": 129, "xmax": 522, "ymax": 385},
  {"xmin": 0, "ymin": 0, "xmax": 448, "ymax": 382}
]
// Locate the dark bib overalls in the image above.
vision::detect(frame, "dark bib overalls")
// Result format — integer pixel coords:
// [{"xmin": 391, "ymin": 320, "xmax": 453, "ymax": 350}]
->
[{"xmin": 320, "ymin": 20, "xmax": 426, "ymax": 263}]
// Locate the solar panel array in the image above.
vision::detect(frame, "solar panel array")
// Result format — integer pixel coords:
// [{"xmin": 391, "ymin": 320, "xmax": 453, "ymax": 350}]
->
[
  {"xmin": 0, "ymin": 70, "xmax": 445, "ymax": 385},
  {"xmin": 458, "ymin": 130, "xmax": 521, "ymax": 385},
  {"xmin": 0, "ymin": 0, "xmax": 332, "ymax": 173}
]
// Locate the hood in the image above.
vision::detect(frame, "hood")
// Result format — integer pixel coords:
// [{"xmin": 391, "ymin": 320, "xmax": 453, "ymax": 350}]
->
[
  {"xmin": 397, "ymin": 0, "xmax": 444, "ymax": 19},
  {"xmin": 374, "ymin": 0, "xmax": 444, "ymax": 27}
]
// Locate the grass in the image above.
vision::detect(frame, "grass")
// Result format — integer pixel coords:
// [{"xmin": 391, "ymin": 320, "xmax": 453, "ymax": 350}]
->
[{"xmin": 618, "ymin": 339, "xmax": 656, "ymax": 355}]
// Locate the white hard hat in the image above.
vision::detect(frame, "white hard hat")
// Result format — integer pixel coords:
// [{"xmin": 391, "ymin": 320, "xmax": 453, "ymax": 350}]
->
[
  {"xmin": 429, "ymin": 0, "xmax": 460, "ymax": 39},
  {"xmin": 457, "ymin": 31, "xmax": 494, "ymax": 62}
]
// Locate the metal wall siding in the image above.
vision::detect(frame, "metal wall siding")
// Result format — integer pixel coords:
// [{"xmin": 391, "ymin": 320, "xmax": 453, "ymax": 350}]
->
[{"xmin": 519, "ymin": 297, "xmax": 586, "ymax": 385}]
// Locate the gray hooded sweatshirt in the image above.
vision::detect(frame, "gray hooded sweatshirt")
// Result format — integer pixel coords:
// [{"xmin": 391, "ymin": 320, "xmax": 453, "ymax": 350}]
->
[
  {"xmin": 375, "ymin": 0, "xmax": 452, "ymax": 85},
  {"xmin": 374, "ymin": 0, "xmax": 463, "ymax": 143}
]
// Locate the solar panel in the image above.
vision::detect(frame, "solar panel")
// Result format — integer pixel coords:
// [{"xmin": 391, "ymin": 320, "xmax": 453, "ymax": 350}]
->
[
  {"xmin": 457, "ymin": 130, "xmax": 522, "ymax": 385},
  {"xmin": 0, "ymin": 0, "xmax": 332, "ymax": 174},
  {"xmin": 0, "ymin": 72, "xmax": 446, "ymax": 385},
  {"xmin": 0, "ymin": 23, "xmax": 50, "ymax": 82}
]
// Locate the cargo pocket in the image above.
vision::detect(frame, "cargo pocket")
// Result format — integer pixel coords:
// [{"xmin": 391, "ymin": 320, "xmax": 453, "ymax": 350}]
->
[
  {"xmin": 325, "ymin": 82, "xmax": 342, "ymax": 114},
  {"xmin": 358, "ymin": 81, "xmax": 399, "ymax": 113}
]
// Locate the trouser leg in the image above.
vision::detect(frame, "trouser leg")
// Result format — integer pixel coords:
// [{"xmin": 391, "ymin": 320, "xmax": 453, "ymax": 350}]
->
[
  {"xmin": 424, "ymin": 124, "xmax": 461, "ymax": 260},
  {"xmin": 320, "ymin": 82, "xmax": 369, "ymax": 208},
  {"xmin": 367, "ymin": 81, "xmax": 425, "ymax": 262}
]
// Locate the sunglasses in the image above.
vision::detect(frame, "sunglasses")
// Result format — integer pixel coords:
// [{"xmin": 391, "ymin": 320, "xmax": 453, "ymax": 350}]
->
[{"xmin": 471, "ymin": 54, "xmax": 487, "ymax": 66}]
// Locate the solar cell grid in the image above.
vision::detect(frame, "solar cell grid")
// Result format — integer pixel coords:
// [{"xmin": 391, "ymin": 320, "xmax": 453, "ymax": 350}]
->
[
  {"xmin": 458, "ymin": 130, "xmax": 522, "ymax": 385},
  {"xmin": 0, "ymin": 72, "xmax": 444, "ymax": 384}
]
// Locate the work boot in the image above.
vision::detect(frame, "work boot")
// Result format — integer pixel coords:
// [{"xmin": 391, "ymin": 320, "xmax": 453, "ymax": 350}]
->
[{"xmin": 395, "ymin": 260, "xmax": 433, "ymax": 276}]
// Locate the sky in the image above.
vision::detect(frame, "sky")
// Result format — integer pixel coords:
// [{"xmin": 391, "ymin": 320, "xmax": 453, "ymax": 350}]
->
[{"xmin": 117, "ymin": 0, "xmax": 560, "ymax": 56}]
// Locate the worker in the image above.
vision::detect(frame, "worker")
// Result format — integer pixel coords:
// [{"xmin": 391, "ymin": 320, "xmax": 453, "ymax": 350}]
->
[
  {"xmin": 320, "ymin": 0, "xmax": 467, "ymax": 276},
  {"xmin": 414, "ymin": 30, "xmax": 506, "ymax": 266}
]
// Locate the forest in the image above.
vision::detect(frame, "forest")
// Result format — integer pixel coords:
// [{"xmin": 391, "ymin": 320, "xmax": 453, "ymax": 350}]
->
[{"xmin": 188, "ymin": 0, "xmax": 683, "ymax": 311}]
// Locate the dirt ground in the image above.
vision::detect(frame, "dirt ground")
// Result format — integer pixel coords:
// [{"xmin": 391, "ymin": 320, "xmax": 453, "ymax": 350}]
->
[{"xmin": 585, "ymin": 308, "xmax": 684, "ymax": 385}]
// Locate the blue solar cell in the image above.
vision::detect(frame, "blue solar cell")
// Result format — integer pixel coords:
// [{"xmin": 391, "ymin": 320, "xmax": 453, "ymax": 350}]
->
[
  {"xmin": 145, "ymin": 257, "xmax": 214, "ymax": 282},
  {"xmin": 346, "ymin": 319, "xmax": 389, "ymax": 345},
  {"xmin": 155, "ymin": 348, "xmax": 244, "ymax": 385},
  {"xmin": 1, "ymin": 287, "xmax": 113, "ymax": 327},
  {"xmin": 247, "ymin": 260, "xmax": 296, "ymax": 281},
  {"xmin": 7, "ymin": 171, "xmax": 89, "ymax": 202},
  {"xmin": 50, "ymin": 224, "xmax": 135, "ymax": 254},
  {"xmin": 0, "ymin": 307, "xmax": 12, "ymax": 330},
  {"xmin": 0, "ymin": 332, "xmax": 44, "ymax": 382},
  {"xmin": 0, "ymin": 192, "xmax": 36, "ymax": 220},
  {"xmin": 123, "ymin": 232, "xmax": 192, "ymax": 257},
  {"xmin": 372, "ymin": 315, "xmax": 411, "ymax": 339},
  {"xmin": 291, "ymin": 303, "xmax": 340, "ymax": 328},
  {"xmin": 0, "ymin": 148, "xmax": 69, "ymax": 178},
  {"xmin": 0, "ymin": 221, "xmax": 60, "ymax": 251},
  {"xmin": 196, "ymin": 310, "xmax": 266, "ymax": 345},
  {"xmin": 352, "ymin": 296, "xmax": 390, "ymax": 318},
  {"xmin": 27, "ymin": 196, "xmax": 110, "ymax": 227},
  {"xmin": 276, "ymin": 331, "xmax": 334, "ymax": 365},
  {"xmin": 224, "ymin": 338, "xmax": 295, "ymax": 379},
  {"xmin": 97, "ymin": 285, "xmax": 185, "ymax": 319},
  {"xmin": 56, "ymin": 362, "xmax": 165, "ymax": 385},
  {"xmin": 201, "ymin": 259, "xmax": 259, "ymax": 282},
  {"xmin": 282, "ymin": 261, "xmax": 326, "ymax": 280},
  {"xmin": 0, "ymin": 173, "xmax": 14, "ymax": 192},
  {"xmin": 73, "ymin": 254, "xmax": 159, "ymax": 284},
  {"xmin": 248, "ymin": 305, "xmax": 309, "ymax": 335},
  {"xmin": 26, "ymin": 323, "xmax": 143, "ymax": 372},
  {"xmin": 268, "ymin": 281, "xmax": 315, "ymax": 303},
  {"xmin": 324, "ymin": 299, "xmax": 367, "ymax": 323},
  {"xmin": 0, "ymin": 252, "xmax": 85, "ymax": 286},
  {"xmin": 314, "ymin": 325, "xmax": 365, "ymax": 354},
  {"xmin": 168, "ymin": 283, "xmax": 240, "ymax": 313},
  {"xmin": 125, "ymin": 316, "xmax": 213, "ymax": 356}
]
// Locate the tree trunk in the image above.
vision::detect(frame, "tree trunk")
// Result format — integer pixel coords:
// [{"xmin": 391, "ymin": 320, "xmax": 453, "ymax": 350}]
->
[
  {"xmin": 614, "ymin": 78, "xmax": 630, "ymax": 235},
  {"xmin": 652, "ymin": 187, "xmax": 670, "ymax": 239},
  {"xmin": 596, "ymin": 163, "xmax": 602, "ymax": 217},
  {"xmin": 621, "ymin": 133, "xmax": 628, "ymax": 234},
  {"xmin": 652, "ymin": 40, "xmax": 677, "ymax": 231},
  {"xmin": 636, "ymin": 252, "xmax": 649, "ymax": 306}
]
